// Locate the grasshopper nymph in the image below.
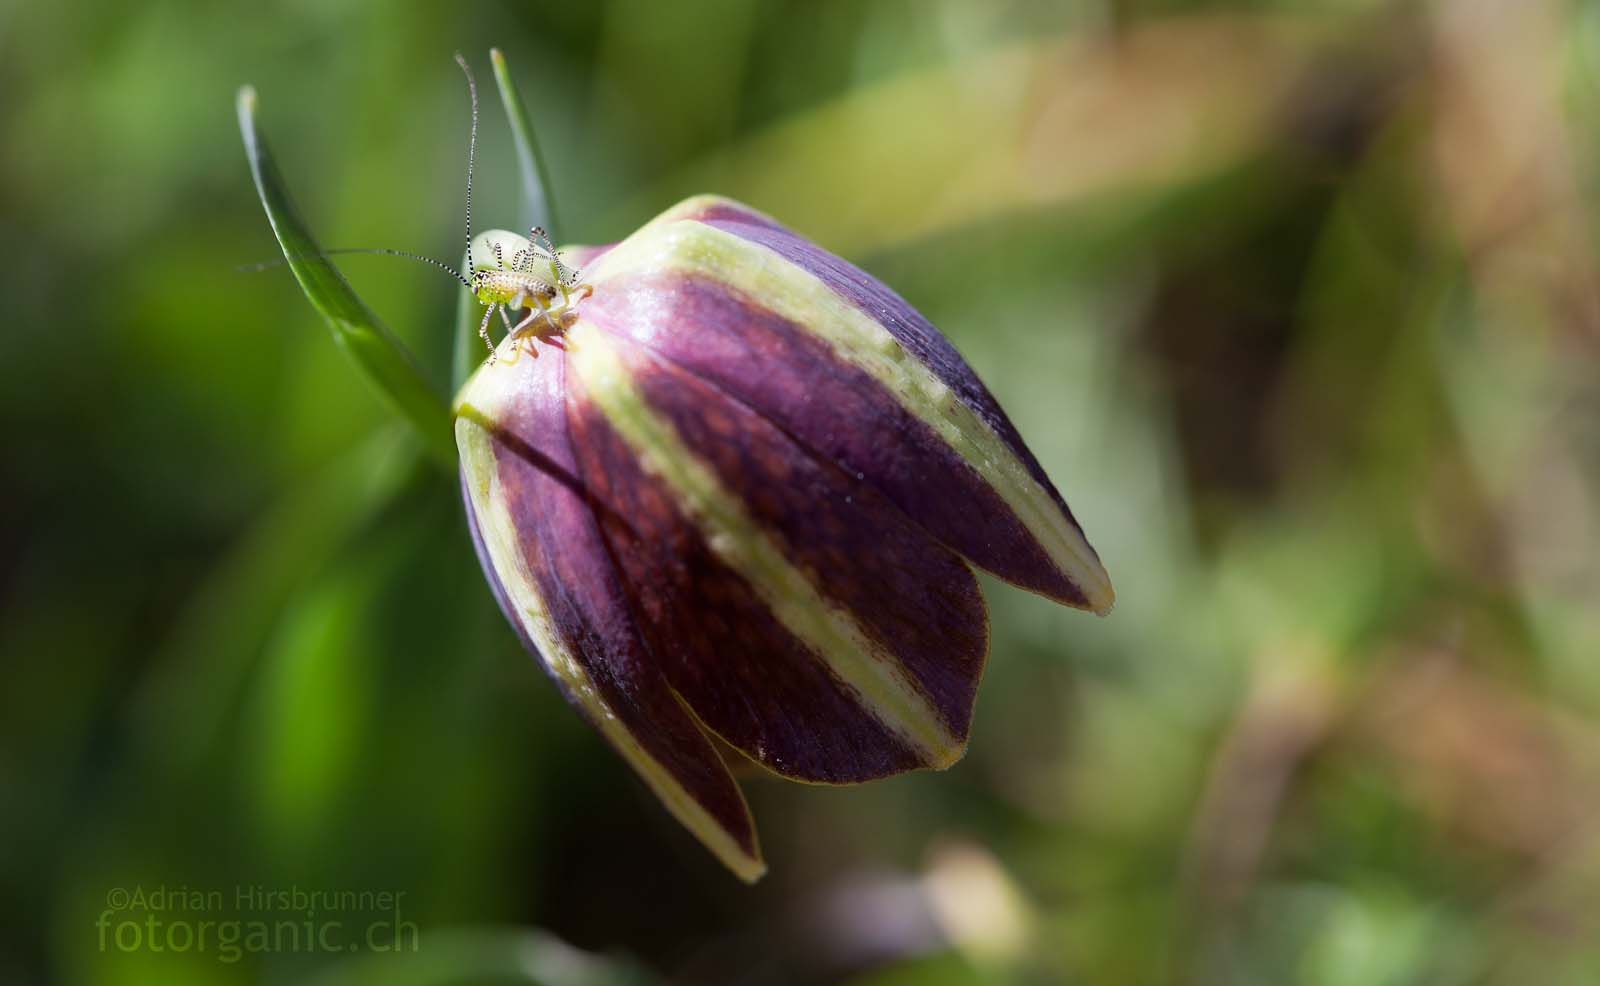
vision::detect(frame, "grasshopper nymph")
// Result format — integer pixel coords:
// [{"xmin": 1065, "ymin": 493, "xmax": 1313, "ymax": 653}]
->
[
  {"xmin": 246, "ymin": 54, "xmax": 590, "ymax": 365},
  {"xmin": 455, "ymin": 53, "xmax": 591, "ymax": 364}
]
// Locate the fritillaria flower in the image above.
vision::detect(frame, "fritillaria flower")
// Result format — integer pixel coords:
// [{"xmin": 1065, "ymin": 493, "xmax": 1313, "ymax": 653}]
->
[{"xmin": 454, "ymin": 195, "xmax": 1113, "ymax": 881}]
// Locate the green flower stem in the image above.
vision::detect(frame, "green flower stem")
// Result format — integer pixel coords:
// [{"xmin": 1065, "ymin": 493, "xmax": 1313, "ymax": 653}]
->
[{"xmin": 452, "ymin": 251, "xmax": 483, "ymax": 391}]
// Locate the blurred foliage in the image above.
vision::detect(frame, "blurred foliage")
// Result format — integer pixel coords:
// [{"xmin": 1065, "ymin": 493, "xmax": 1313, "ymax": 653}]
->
[{"xmin": 4, "ymin": 0, "xmax": 1600, "ymax": 984}]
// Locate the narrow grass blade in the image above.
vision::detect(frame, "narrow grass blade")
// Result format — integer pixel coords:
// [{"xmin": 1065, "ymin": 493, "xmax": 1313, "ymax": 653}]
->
[
  {"xmin": 491, "ymin": 48, "xmax": 562, "ymax": 242},
  {"xmin": 237, "ymin": 86, "xmax": 455, "ymax": 467}
]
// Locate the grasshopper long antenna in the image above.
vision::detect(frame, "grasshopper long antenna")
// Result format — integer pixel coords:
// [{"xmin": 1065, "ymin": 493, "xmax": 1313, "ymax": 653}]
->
[
  {"xmin": 455, "ymin": 52, "xmax": 480, "ymax": 278},
  {"xmin": 238, "ymin": 248, "xmax": 471, "ymax": 287}
]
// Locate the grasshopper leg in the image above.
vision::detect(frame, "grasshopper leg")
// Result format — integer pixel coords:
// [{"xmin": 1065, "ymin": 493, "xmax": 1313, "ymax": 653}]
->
[{"xmin": 477, "ymin": 303, "xmax": 498, "ymax": 364}]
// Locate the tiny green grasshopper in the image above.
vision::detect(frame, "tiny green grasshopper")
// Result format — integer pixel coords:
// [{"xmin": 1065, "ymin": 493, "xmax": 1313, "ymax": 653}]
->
[
  {"xmin": 245, "ymin": 54, "xmax": 589, "ymax": 364},
  {"xmin": 453, "ymin": 53, "xmax": 590, "ymax": 364}
]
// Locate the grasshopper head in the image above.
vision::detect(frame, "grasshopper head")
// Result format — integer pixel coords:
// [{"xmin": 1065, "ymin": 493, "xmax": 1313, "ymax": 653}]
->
[{"xmin": 470, "ymin": 268, "xmax": 498, "ymax": 305}]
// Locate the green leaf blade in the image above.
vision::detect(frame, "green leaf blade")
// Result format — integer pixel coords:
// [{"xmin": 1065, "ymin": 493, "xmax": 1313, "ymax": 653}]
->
[
  {"xmin": 490, "ymin": 48, "xmax": 562, "ymax": 242},
  {"xmin": 237, "ymin": 86, "xmax": 455, "ymax": 467}
]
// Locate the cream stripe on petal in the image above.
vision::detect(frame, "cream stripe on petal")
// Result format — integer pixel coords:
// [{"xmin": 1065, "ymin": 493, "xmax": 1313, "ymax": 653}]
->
[
  {"xmin": 455, "ymin": 413, "xmax": 766, "ymax": 882},
  {"xmin": 587, "ymin": 217, "xmax": 1114, "ymax": 614},
  {"xmin": 568, "ymin": 323, "xmax": 965, "ymax": 767}
]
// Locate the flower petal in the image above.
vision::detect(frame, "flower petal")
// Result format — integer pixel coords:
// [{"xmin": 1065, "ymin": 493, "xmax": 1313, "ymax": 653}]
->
[
  {"xmin": 456, "ymin": 350, "xmax": 764, "ymax": 882},
  {"xmin": 563, "ymin": 324, "xmax": 987, "ymax": 781},
  {"xmin": 583, "ymin": 196, "xmax": 1114, "ymax": 613}
]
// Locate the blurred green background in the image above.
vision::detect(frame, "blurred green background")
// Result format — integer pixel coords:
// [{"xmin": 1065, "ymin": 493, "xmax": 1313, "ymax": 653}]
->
[{"xmin": 5, "ymin": 0, "xmax": 1600, "ymax": 983}]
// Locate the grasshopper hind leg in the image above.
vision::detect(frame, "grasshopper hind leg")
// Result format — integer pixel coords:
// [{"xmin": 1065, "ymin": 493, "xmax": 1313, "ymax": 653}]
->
[{"xmin": 499, "ymin": 306, "xmax": 535, "ymax": 362}]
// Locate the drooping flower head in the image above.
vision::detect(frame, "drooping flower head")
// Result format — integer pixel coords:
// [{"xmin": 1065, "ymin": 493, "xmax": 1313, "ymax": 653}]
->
[{"xmin": 455, "ymin": 195, "xmax": 1113, "ymax": 881}]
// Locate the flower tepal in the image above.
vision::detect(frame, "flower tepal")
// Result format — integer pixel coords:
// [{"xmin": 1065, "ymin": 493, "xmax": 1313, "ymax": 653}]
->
[{"xmin": 454, "ymin": 196, "xmax": 1113, "ymax": 881}]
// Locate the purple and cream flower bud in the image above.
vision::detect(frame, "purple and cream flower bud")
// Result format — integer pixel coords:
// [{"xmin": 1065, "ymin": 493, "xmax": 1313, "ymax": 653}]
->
[{"xmin": 454, "ymin": 196, "xmax": 1113, "ymax": 881}]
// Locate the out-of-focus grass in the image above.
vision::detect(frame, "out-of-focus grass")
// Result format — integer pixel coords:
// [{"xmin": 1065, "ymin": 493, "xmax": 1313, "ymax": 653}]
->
[{"xmin": 3, "ymin": 1, "xmax": 1600, "ymax": 984}]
